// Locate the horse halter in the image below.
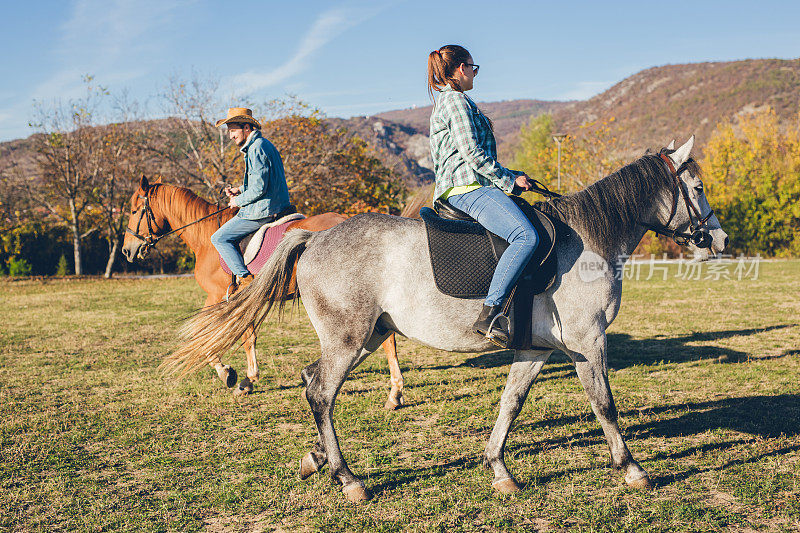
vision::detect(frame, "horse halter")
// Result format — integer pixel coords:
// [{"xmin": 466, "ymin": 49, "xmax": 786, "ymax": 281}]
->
[
  {"xmin": 645, "ymin": 153, "xmax": 715, "ymax": 249},
  {"xmin": 125, "ymin": 186, "xmax": 165, "ymax": 253}
]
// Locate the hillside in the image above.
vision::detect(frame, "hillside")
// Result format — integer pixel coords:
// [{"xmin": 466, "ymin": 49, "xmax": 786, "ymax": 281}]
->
[
  {"xmin": 4, "ymin": 58, "xmax": 799, "ymax": 188},
  {"xmin": 375, "ymin": 57, "xmax": 800, "ymax": 170},
  {"xmin": 552, "ymin": 58, "xmax": 800, "ymax": 153}
]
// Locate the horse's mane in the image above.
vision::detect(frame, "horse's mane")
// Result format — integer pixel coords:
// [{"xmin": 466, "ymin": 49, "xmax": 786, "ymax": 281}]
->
[
  {"xmin": 150, "ymin": 183, "xmax": 234, "ymax": 242},
  {"xmin": 533, "ymin": 150, "xmax": 701, "ymax": 257}
]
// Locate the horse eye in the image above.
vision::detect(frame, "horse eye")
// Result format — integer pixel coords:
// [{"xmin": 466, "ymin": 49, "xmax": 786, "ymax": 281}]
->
[{"xmin": 694, "ymin": 185, "xmax": 703, "ymax": 193}]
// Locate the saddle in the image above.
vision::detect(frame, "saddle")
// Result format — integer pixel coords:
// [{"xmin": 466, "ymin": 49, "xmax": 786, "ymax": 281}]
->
[
  {"xmin": 420, "ymin": 196, "xmax": 558, "ymax": 349},
  {"xmin": 219, "ymin": 211, "xmax": 306, "ymax": 276}
]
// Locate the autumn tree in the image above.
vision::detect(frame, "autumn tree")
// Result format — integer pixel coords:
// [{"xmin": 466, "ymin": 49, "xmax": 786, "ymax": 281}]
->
[
  {"xmin": 511, "ymin": 114, "xmax": 624, "ymax": 194},
  {"xmin": 91, "ymin": 121, "xmax": 146, "ymax": 277},
  {"xmin": 701, "ymin": 107, "xmax": 800, "ymax": 256},
  {"xmin": 261, "ymin": 113, "xmax": 406, "ymax": 215},
  {"xmin": 137, "ymin": 75, "xmax": 242, "ymax": 201},
  {"xmin": 27, "ymin": 77, "xmax": 110, "ymax": 275}
]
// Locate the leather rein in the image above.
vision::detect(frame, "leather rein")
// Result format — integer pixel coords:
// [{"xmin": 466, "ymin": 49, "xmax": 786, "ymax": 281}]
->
[{"xmin": 125, "ymin": 185, "xmax": 229, "ymax": 254}]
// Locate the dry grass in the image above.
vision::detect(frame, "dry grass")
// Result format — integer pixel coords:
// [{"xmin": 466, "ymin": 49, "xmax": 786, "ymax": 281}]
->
[{"xmin": 1, "ymin": 262, "xmax": 799, "ymax": 532}]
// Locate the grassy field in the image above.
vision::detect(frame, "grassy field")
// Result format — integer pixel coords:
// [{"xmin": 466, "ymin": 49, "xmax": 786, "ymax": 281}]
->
[{"xmin": 1, "ymin": 261, "xmax": 799, "ymax": 532}]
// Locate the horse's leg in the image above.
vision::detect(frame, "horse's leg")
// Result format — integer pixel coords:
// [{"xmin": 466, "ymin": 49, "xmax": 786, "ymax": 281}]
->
[
  {"xmin": 573, "ymin": 334, "xmax": 652, "ymax": 489},
  {"xmin": 304, "ymin": 348, "xmax": 370, "ymax": 502},
  {"xmin": 234, "ymin": 324, "xmax": 258, "ymax": 396},
  {"xmin": 298, "ymin": 358, "xmax": 328, "ymax": 479},
  {"xmin": 202, "ymin": 293, "xmax": 238, "ymax": 388},
  {"xmin": 484, "ymin": 349, "xmax": 552, "ymax": 493},
  {"xmin": 382, "ymin": 334, "xmax": 404, "ymax": 410}
]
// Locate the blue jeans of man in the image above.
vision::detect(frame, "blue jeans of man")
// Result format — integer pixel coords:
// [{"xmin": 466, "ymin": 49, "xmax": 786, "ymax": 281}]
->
[
  {"xmin": 211, "ymin": 215, "xmax": 271, "ymax": 278},
  {"xmin": 448, "ymin": 186, "xmax": 539, "ymax": 307}
]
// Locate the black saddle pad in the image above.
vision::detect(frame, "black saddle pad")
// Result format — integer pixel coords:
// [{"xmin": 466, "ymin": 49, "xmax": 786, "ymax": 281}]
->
[{"xmin": 420, "ymin": 196, "xmax": 557, "ymax": 299}]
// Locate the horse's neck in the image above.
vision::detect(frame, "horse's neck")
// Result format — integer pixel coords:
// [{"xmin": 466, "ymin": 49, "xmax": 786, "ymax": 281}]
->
[
  {"xmin": 612, "ymin": 178, "xmax": 674, "ymax": 260},
  {"xmin": 154, "ymin": 186, "xmax": 222, "ymax": 252},
  {"xmin": 559, "ymin": 166, "xmax": 673, "ymax": 263}
]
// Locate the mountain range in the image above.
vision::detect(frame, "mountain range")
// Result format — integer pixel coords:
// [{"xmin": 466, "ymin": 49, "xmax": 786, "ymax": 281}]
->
[
  {"xmin": 3, "ymin": 58, "xmax": 799, "ymax": 188},
  {"xmin": 348, "ymin": 57, "xmax": 800, "ymax": 185}
]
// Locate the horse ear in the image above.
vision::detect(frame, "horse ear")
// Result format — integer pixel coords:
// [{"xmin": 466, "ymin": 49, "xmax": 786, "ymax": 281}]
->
[
  {"xmin": 140, "ymin": 174, "xmax": 149, "ymax": 190},
  {"xmin": 154, "ymin": 176, "xmax": 163, "ymax": 184},
  {"xmin": 669, "ymin": 135, "xmax": 694, "ymax": 167},
  {"xmin": 667, "ymin": 139, "xmax": 675, "ymax": 150}
]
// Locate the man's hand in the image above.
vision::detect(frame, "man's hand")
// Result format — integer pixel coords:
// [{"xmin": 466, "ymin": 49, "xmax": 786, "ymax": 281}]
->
[
  {"xmin": 228, "ymin": 196, "xmax": 238, "ymax": 208},
  {"xmin": 514, "ymin": 173, "xmax": 533, "ymax": 191},
  {"xmin": 224, "ymin": 186, "xmax": 241, "ymax": 198}
]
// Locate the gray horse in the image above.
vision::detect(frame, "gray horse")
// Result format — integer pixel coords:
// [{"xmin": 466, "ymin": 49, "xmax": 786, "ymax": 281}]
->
[{"xmin": 167, "ymin": 136, "xmax": 728, "ymax": 502}]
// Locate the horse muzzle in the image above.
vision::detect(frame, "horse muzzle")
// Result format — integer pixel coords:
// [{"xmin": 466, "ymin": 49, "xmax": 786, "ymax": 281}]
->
[{"xmin": 690, "ymin": 229, "xmax": 712, "ymax": 249}]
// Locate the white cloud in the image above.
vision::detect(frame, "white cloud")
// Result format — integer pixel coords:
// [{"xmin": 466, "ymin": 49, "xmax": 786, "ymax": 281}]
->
[
  {"xmin": 226, "ymin": 5, "xmax": 384, "ymax": 96},
  {"xmin": 32, "ymin": 0, "xmax": 192, "ymax": 101},
  {"xmin": 558, "ymin": 81, "xmax": 612, "ymax": 101}
]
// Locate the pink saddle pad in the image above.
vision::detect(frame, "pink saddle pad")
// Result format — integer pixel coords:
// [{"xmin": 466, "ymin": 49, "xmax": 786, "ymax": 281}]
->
[{"xmin": 219, "ymin": 220, "xmax": 297, "ymax": 275}]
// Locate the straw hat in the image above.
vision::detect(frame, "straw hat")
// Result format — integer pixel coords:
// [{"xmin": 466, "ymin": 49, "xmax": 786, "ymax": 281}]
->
[{"xmin": 215, "ymin": 107, "xmax": 261, "ymax": 129}]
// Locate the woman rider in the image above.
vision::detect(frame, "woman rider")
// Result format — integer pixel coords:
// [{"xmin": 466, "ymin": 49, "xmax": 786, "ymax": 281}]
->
[{"xmin": 428, "ymin": 44, "xmax": 539, "ymax": 345}]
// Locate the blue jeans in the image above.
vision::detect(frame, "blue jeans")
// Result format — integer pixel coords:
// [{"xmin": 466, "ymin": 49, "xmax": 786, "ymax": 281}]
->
[
  {"xmin": 211, "ymin": 215, "xmax": 271, "ymax": 277},
  {"xmin": 448, "ymin": 186, "xmax": 539, "ymax": 306}
]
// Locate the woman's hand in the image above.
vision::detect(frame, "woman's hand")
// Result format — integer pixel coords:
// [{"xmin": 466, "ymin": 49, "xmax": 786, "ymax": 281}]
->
[
  {"xmin": 514, "ymin": 174, "xmax": 533, "ymax": 191},
  {"xmin": 224, "ymin": 186, "xmax": 241, "ymax": 198}
]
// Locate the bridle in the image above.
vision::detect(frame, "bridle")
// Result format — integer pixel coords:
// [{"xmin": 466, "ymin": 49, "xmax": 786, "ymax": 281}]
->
[
  {"xmin": 125, "ymin": 185, "xmax": 229, "ymax": 256},
  {"xmin": 125, "ymin": 187, "xmax": 164, "ymax": 253},
  {"xmin": 642, "ymin": 153, "xmax": 715, "ymax": 249}
]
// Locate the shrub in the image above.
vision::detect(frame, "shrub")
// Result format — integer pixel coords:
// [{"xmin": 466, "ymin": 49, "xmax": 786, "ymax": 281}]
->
[
  {"xmin": 7, "ymin": 256, "xmax": 32, "ymax": 277},
  {"xmin": 56, "ymin": 254, "xmax": 69, "ymax": 276}
]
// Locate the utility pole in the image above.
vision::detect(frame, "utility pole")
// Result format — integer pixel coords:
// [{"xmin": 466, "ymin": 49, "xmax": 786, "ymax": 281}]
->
[{"xmin": 552, "ymin": 133, "xmax": 567, "ymax": 191}]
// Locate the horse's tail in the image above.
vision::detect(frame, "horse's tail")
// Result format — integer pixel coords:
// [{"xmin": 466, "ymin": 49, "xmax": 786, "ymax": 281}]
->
[
  {"xmin": 161, "ymin": 228, "xmax": 313, "ymax": 377},
  {"xmin": 400, "ymin": 182, "xmax": 434, "ymax": 219}
]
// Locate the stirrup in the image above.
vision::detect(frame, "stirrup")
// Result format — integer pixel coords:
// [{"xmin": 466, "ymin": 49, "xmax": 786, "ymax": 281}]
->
[
  {"xmin": 224, "ymin": 275, "xmax": 238, "ymax": 302},
  {"xmin": 484, "ymin": 312, "xmax": 511, "ymax": 348}
]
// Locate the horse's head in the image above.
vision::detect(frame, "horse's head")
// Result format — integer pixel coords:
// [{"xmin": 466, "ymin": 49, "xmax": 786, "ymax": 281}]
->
[
  {"xmin": 649, "ymin": 136, "xmax": 729, "ymax": 260},
  {"xmin": 122, "ymin": 175, "xmax": 169, "ymax": 262}
]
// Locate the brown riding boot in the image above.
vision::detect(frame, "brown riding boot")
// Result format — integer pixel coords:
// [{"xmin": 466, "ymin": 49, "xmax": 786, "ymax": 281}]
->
[{"xmin": 236, "ymin": 274, "xmax": 255, "ymax": 291}]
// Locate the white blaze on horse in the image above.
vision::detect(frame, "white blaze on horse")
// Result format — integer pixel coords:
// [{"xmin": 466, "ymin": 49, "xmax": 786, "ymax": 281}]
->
[
  {"xmin": 121, "ymin": 176, "xmax": 406, "ymax": 408},
  {"xmin": 169, "ymin": 137, "xmax": 728, "ymax": 502}
]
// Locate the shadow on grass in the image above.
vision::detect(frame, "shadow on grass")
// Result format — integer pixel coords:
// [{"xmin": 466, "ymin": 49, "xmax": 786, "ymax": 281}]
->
[
  {"xmin": 505, "ymin": 394, "xmax": 800, "ymax": 487},
  {"xmin": 369, "ymin": 394, "xmax": 800, "ymax": 492},
  {"xmin": 375, "ymin": 324, "xmax": 796, "ymax": 374},
  {"xmin": 607, "ymin": 324, "xmax": 797, "ymax": 368}
]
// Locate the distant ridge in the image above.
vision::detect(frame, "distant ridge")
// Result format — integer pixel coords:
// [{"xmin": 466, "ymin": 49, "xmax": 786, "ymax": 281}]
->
[
  {"xmin": 362, "ymin": 57, "xmax": 800, "ymax": 176},
  {"xmin": 4, "ymin": 58, "xmax": 799, "ymax": 187}
]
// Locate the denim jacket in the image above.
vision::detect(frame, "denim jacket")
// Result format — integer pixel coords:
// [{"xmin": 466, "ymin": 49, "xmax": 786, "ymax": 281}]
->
[
  {"xmin": 233, "ymin": 130, "xmax": 291, "ymax": 220},
  {"xmin": 429, "ymin": 86, "xmax": 519, "ymax": 199}
]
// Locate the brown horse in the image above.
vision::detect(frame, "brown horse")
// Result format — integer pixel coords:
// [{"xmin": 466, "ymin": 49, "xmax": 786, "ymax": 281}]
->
[{"xmin": 121, "ymin": 175, "xmax": 405, "ymax": 408}]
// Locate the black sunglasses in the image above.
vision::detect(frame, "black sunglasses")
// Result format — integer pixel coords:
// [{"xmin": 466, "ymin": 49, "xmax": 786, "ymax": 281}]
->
[{"xmin": 464, "ymin": 63, "xmax": 479, "ymax": 75}]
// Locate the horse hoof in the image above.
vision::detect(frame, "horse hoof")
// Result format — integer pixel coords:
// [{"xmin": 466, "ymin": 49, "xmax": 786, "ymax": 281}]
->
[
  {"xmin": 234, "ymin": 377, "xmax": 253, "ymax": 396},
  {"xmin": 342, "ymin": 483, "xmax": 371, "ymax": 503},
  {"xmin": 299, "ymin": 453, "xmax": 319, "ymax": 480},
  {"xmin": 224, "ymin": 367, "xmax": 238, "ymax": 389},
  {"xmin": 626, "ymin": 473, "xmax": 654, "ymax": 490},
  {"xmin": 384, "ymin": 398, "xmax": 400, "ymax": 410},
  {"xmin": 492, "ymin": 477, "xmax": 521, "ymax": 494}
]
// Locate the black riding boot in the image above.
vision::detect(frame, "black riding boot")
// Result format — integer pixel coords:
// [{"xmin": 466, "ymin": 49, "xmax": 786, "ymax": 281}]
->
[{"xmin": 472, "ymin": 304, "xmax": 510, "ymax": 348}]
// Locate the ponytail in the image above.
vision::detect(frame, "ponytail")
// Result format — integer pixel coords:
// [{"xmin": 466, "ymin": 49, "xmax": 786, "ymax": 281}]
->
[
  {"xmin": 426, "ymin": 44, "xmax": 493, "ymax": 132},
  {"xmin": 427, "ymin": 44, "xmax": 471, "ymax": 101}
]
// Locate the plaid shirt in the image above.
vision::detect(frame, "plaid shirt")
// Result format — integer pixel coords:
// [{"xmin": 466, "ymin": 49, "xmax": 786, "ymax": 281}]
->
[{"xmin": 429, "ymin": 86, "xmax": 518, "ymax": 199}]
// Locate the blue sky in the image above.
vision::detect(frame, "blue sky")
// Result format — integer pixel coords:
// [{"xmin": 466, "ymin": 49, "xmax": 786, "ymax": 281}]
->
[{"xmin": 1, "ymin": 0, "xmax": 799, "ymax": 141}]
